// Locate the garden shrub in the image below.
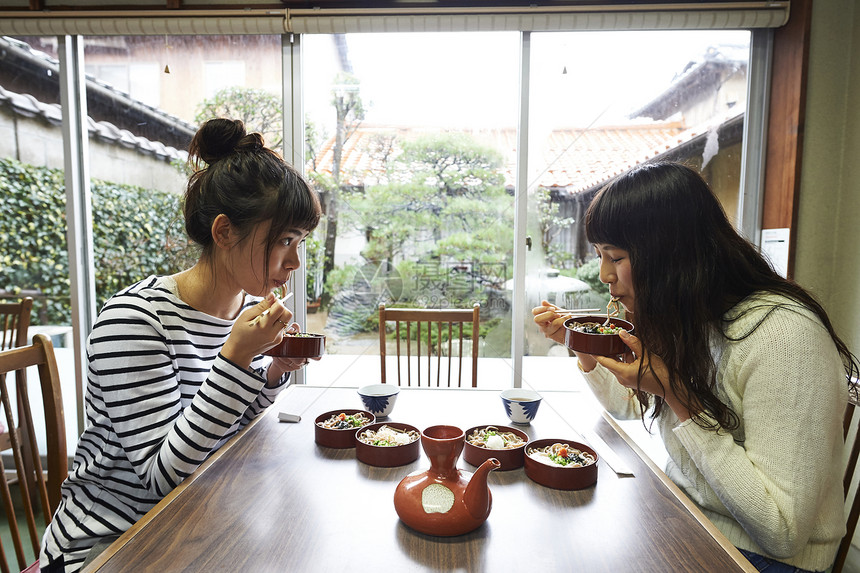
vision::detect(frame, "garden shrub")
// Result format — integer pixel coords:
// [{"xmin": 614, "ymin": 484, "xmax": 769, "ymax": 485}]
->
[{"xmin": 0, "ymin": 157, "xmax": 194, "ymax": 324}]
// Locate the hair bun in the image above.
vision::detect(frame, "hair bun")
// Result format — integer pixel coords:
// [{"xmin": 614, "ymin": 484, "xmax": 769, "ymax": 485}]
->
[
  {"xmin": 236, "ymin": 132, "xmax": 265, "ymax": 152},
  {"xmin": 192, "ymin": 118, "xmax": 247, "ymax": 165}
]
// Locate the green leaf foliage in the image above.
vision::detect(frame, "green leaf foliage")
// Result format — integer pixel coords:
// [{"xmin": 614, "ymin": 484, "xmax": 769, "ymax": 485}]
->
[
  {"xmin": 535, "ymin": 186, "xmax": 577, "ymax": 269},
  {"xmin": 0, "ymin": 157, "xmax": 195, "ymax": 324},
  {"xmin": 347, "ymin": 132, "xmax": 513, "ymax": 273},
  {"xmin": 324, "ymin": 133, "xmax": 514, "ymax": 329},
  {"xmin": 195, "ymin": 86, "xmax": 284, "ymax": 152}
]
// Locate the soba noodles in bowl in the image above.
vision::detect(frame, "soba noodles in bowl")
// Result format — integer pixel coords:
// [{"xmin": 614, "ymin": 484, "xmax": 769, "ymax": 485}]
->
[
  {"xmin": 523, "ymin": 438, "xmax": 598, "ymax": 490},
  {"xmin": 314, "ymin": 409, "xmax": 375, "ymax": 449},
  {"xmin": 563, "ymin": 297, "xmax": 633, "ymax": 357},
  {"xmin": 463, "ymin": 425, "xmax": 529, "ymax": 471},
  {"xmin": 355, "ymin": 422, "xmax": 421, "ymax": 467}
]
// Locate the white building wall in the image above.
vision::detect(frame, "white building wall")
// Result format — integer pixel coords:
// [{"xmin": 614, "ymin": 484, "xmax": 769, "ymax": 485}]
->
[
  {"xmin": 0, "ymin": 107, "xmax": 185, "ymax": 194},
  {"xmin": 88, "ymin": 137, "xmax": 185, "ymax": 193}
]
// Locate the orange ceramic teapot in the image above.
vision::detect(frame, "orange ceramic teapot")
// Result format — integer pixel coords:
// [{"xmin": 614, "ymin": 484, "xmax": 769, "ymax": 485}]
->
[{"xmin": 393, "ymin": 425, "xmax": 500, "ymax": 536}]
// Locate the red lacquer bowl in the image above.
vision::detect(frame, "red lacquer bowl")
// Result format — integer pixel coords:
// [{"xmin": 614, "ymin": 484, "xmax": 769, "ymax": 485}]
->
[
  {"xmin": 314, "ymin": 409, "xmax": 375, "ymax": 449},
  {"xmin": 264, "ymin": 333, "xmax": 326, "ymax": 358},
  {"xmin": 524, "ymin": 438, "xmax": 598, "ymax": 491},
  {"xmin": 355, "ymin": 422, "xmax": 421, "ymax": 467},
  {"xmin": 563, "ymin": 316, "xmax": 633, "ymax": 357},
  {"xmin": 463, "ymin": 425, "xmax": 529, "ymax": 471}
]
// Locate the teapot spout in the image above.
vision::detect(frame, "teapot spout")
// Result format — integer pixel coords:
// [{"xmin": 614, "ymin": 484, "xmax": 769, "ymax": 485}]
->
[{"xmin": 464, "ymin": 457, "xmax": 501, "ymax": 520}]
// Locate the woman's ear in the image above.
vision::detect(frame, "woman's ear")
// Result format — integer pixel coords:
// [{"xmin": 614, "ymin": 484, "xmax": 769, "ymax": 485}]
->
[{"xmin": 211, "ymin": 214, "xmax": 234, "ymax": 249}]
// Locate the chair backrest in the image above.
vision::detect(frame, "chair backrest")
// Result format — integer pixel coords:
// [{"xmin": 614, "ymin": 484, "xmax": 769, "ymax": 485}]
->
[
  {"xmin": 0, "ymin": 334, "xmax": 67, "ymax": 573},
  {"xmin": 834, "ymin": 381, "xmax": 860, "ymax": 573},
  {"xmin": 379, "ymin": 303, "xmax": 480, "ymax": 388},
  {"xmin": 0, "ymin": 297, "xmax": 34, "ymax": 456},
  {"xmin": 0, "ymin": 298, "xmax": 33, "ymax": 352}
]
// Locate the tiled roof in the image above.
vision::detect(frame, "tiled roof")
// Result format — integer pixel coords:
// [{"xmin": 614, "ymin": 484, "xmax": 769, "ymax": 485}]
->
[
  {"xmin": 310, "ymin": 44, "xmax": 747, "ymax": 194},
  {"xmin": 0, "ymin": 35, "xmax": 196, "ymax": 150},
  {"xmin": 0, "ymin": 84, "xmax": 187, "ymax": 163},
  {"xmin": 507, "ymin": 123, "xmax": 687, "ymax": 192},
  {"xmin": 563, "ymin": 110, "xmax": 744, "ymax": 194},
  {"xmin": 310, "ymin": 122, "xmax": 688, "ymax": 193}
]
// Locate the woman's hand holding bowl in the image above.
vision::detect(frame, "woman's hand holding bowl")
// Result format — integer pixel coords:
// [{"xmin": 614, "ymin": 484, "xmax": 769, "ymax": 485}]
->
[
  {"xmin": 269, "ymin": 352, "xmax": 319, "ymax": 378},
  {"xmin": 223, "ymin": 292, "xmax": 294, "ymax": 369},
  {"xmin": 594, "ymin": 331, "xmax": 696, "ymax": 422}
]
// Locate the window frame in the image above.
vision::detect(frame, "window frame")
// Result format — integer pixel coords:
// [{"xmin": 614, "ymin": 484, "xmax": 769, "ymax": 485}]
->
[{"xmin": 4, "ymin": 0, "xmax": 809, "ymax": 407}]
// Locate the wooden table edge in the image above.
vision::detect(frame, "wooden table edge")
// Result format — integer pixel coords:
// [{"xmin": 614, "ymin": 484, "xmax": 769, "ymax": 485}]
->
[
  {"xmin": 80, "ymin": 387, "xmax": 756, "ymax": 573},
  {"xmin": 600, "ymin": 410, "xmax": 757, "ymax": 573},
  {"xmin": 80, "ymin": 404, "xmax": 276, "ymax": 572}
]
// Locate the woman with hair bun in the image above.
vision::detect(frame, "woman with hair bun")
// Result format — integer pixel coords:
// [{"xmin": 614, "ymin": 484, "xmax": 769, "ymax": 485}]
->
[
  {"xmin": 40, "ymin": 118, "xmax": 322, "ymax": 573},
  {"xmin": 533, "ymin": 162, "xmax": 858, "ymax": 572}
]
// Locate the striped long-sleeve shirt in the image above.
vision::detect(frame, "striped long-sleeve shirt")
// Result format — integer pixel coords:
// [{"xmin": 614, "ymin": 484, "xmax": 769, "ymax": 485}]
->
[{"xmin": 40, "ymin": 275, "xmax": 289, "ymax": 572}]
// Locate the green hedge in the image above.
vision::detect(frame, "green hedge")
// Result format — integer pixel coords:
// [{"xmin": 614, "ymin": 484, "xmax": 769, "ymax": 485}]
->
[{"xmin": 0, "ymin": 157, "xmax": 195, "ymax": 324}]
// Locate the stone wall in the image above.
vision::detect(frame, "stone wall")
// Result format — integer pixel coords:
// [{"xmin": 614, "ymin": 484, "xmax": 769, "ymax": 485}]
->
[{"xmin": 0, "ymin": 105, "xmax": 185, "ymax": 194}]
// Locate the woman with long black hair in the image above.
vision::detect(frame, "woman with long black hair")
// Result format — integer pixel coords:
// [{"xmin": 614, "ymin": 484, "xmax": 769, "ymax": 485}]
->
[{"xmin": 534, "ymin": 161, "xmax": 858, "ymax": 573}]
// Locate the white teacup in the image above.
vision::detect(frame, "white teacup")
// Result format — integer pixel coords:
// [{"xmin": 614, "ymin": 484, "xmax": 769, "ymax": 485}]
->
[
  {"xmin": 358, "ymin": 384, "xmax": 400, "ymax": 418},
  {"xmin": 499, "ymin": 388, "xmax": 542, "ymax": 425}
]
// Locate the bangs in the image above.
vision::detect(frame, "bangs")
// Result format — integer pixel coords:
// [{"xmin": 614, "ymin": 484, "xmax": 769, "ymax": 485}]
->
[
  {"xmin": 268, "ymin": 164, "xmax": 322, "ymax": 240},
  {"xmin": 585, "ymin": 182, "xmax": 633, "ymax": 251},
  {"xmin": 281, "ymin": 182, "xmax": 322, "ymax": 233}
]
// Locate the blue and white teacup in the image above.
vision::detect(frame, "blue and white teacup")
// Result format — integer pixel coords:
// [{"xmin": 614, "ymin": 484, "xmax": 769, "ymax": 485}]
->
[
  {"xmin": 357, "ymin": 384, "xmax": 400, "ymax": 418},
  {"xmin": 500, "ymin": 388, "xmax": 542, "ymax": 425}
]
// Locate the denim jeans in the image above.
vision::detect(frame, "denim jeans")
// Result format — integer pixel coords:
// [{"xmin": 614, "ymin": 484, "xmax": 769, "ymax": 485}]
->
[{"xmin": 738, "ymin": 549, "xmax": 824, "ymax": 573}]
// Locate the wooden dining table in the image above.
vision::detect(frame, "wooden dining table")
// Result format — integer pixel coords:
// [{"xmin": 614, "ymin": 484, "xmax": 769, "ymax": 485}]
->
[{"xmin": 84, "ymin": 384, "xmax": 756, "ymax": 572}]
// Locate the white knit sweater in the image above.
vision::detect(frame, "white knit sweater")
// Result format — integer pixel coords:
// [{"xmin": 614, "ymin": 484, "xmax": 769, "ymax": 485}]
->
[
  {"xmin": 580, "ymin": 293, "xmax": 847, "ymax": 571},
  {"xmin": 40, "ymin": 276, "xmax": 289, "ymax": 572}
]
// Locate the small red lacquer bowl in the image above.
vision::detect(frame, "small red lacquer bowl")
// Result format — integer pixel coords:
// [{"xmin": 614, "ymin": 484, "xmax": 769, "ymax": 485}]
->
[
  {"xmin": 355, "ymin": 422, "xmax": 421, "ymax": 467},
  {"xmin": 264, "ymin": 333, "xmax": 325, "ymax": 358},
  {"xmin": 524, "ymin": 438, "xmax": 598, "ymax": 490},
  {"xmin": 314, "ymin": 409, "xmax": 375, "ymax": 449},
  {"xmin": 463, "ymin": 424, "xmax": 529, "ymax": 471},
  {"xmin": 563, "ymin": 316, "xmax": 633, "ymax": 357}
]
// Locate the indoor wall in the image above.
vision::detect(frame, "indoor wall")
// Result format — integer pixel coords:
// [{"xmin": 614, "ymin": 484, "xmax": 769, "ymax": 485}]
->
[{"xmin": 796, "ymin": 0, "xmax": 860, "ymax": 358}]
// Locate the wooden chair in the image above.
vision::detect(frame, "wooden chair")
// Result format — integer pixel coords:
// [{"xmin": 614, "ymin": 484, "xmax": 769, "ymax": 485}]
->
[
  {"xmin": 834, "ymin": 380, "xmax": 860, "ymax": 573},
  {"xmin": 0, "ymin": 296, "xmax": 41, "ymax": 564},
  {"xmin": 379, "ymin": 303, "xmax": 480, "ymax": 388},
  {"xmin": 0, "ymin": 334, "xmax": 68, "ymax": 573},
  {"xmin": 0, "ymin": 298, "xmax": 32, "ymax": 353}
]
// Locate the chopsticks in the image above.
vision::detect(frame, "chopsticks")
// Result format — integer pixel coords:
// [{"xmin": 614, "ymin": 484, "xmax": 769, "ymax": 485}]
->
[
  {"xmin": 250, "ymin": 292, "xmax": 293, "ymax": 326},
  {"xmin": 580, "ymin": 424, "xmax": 634, "ymax": 477},
  {"xmin": 550, "ymin": 308, "xmax": 601, "ymax": 316}
]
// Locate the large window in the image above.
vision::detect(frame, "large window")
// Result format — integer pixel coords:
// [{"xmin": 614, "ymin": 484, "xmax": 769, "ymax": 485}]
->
[
  {"xmin": 0, "ymin": 35, "xmax": 79, "ymax": 479},
  {"xmin": 0, "ymin": 37, "xmax": 70, "ymax": 329},
  {"xmin": 302, "ymin": 32, "xmax": 520, "ymax": 384},
  {"xmin": 0, "ymin": 21, "xmax": 765, "ymax": 393},
  {"xmin": 522, "ymin": 30, "xmax": 751, "ymax": 381},
  {"xmin": 80, "ymin": 35, "xmax": 283, "ymax": 313},
  {"xmin": 299, "ymin": 30, "xmax": 752, "ymax": 388},
  {"xmin": 0, "ymin": 34, "xmax": 284, "ymax": 440}
]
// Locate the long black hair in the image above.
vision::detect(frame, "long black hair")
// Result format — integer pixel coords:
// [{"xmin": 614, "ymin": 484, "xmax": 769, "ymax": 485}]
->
[{"xmin": 586, "ymin": 161, "xmax": 858, "ymax": 430}]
